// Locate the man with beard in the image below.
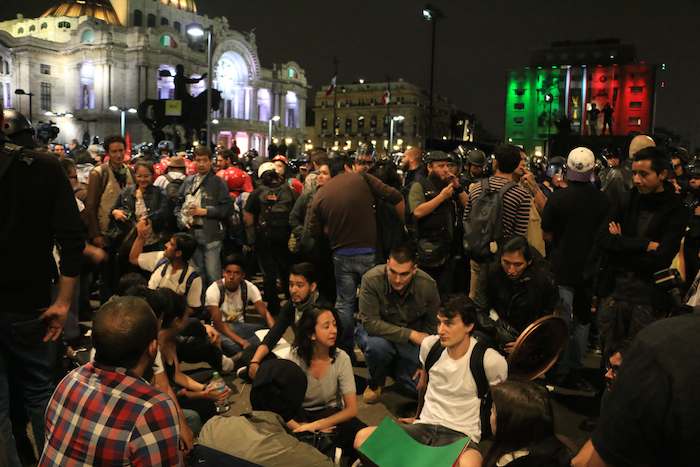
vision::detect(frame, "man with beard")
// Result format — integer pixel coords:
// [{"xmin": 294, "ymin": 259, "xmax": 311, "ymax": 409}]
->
[
  {"xmin": 39, "ymin": 297, "xmax": 181, "ymax": 466},
  {"xmin": 246, "ymin": 263, "xmax": 321, "ymax": 379},
  {"xmin": 401, "ymin": 147, "xmax": 427, "ymax": 192},
  {"xmin": 409, "ymin": 151, "xmax": 467, "ymax": 296}
]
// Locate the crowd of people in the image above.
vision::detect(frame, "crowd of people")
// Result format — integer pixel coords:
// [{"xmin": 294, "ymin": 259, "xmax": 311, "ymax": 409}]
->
[{"xmin": 2, "ymin": 95, "xmax": 700, "ymax": 467}]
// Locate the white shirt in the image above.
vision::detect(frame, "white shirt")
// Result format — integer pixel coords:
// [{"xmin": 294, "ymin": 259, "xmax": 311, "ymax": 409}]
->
[
  {"xmin": 138, "ymin": 251, "xmax": 203, "ymax": 308},
  {"xmin": 90, "ymin": 348, "xmax": 165, "ymax": 376},
  {"xmin": 417, "ymin": 335, "xmax": 508, "ymax": 442},
  {"xmin": 205, "ymin": 279, "xmax": 262, "ymax": 323}
]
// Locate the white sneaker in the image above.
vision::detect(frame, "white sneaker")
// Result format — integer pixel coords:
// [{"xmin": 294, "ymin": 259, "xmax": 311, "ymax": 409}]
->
[{"xmin": 221, "ymin": 355, "xmax": 235, "ymax": 374}]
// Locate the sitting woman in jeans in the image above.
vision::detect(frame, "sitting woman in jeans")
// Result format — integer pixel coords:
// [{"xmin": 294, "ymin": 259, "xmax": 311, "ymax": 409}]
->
[
  {"xmin": 158, "ymin": 289, "xmax": 231, "ymax": 428},
  {"xmin": 286, "ymin": 306, "xmax": 366, "ymax": 462}
]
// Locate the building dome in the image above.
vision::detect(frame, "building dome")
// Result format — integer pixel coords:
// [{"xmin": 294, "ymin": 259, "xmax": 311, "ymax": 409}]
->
[
  {"xmin": 42, "ymin": 0, "xmax": 122, "ymax": 26},
  {"xmin": 159, "ymin": 0, "xmax": 198, "ymax": 13}
]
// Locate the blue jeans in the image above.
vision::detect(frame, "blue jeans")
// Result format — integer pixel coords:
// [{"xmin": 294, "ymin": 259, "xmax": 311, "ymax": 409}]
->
[
  {"xmin": 192, "ymin": 229, "xmax": 222, "ymax": 289},
  {"xmin": 333, "ymin": 253, "xmax": 376, "ymax": 356},
  {"xmin": 220, "ymin": 322, "xmax": 264, "ymax": 356},
  {"xmin": 556, "ymin": 285, "xmax": 592, "ymax": 376},
  {"xmin": 355, "ymin": 324, "xmax": 420, "ymax": 394},
  {"xmin": 0, "ymin": 312, "xmax": 58, "ymax": 467}
]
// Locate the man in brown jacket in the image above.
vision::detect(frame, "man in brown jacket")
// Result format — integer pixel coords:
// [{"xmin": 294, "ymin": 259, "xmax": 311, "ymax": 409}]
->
[{"xmin": 85, "ymin": 135, "xmax": 134, "ymax": 300}]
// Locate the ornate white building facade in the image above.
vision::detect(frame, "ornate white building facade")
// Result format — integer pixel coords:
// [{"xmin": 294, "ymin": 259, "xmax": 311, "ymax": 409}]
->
[{"xmin": 0, "ymin": 0, "xmax": 308, "ymax": 152}]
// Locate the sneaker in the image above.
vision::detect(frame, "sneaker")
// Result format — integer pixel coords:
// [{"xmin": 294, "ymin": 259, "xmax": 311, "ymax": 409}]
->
[
  {"xmin": 363, "ymin": 386, "xmax": 382, "ymax": 404},
  {"xmin": 236, "ymin": 365, "xmax": 250, "ymax": 380},
  {"xmin": 221, "ymin": 355, "xmax": 235, "ymax": 374}
]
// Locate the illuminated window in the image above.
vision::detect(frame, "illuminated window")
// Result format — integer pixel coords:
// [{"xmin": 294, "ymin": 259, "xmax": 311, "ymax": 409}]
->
[{"xmin": 287, "ymin": 67, "xmax": 296, "ymax": 79}]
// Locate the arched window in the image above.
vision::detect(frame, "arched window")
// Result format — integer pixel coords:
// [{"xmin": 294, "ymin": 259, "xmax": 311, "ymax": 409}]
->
[
  {"xmin": 80, "ymin": 29, "xmax": 94, "ymax": 44},
  {"xmin": 160, "ymin": 17, "xmax": 169, "ymax": 26},
  {"xmin": 41, "ymin": 22, "xmax": 48, "ymax": 30},
  {"xmin": 173, "ymin": 21, "xmax": 181, "ymax": 33},
  {"xmin": 133, "ymin": 10, "xmax": 143, "ymax": 26},
  {"xmin": 58, "ymin": 21, "xmax": 71, "ymax": 29},
  {"xmin": 147, "ymin": 14, "xmax": 156, "ymax": 28},
  {"xmin": 78, "ymin": 62, "xmax": 96, "ymax": 110},
  {"xmin": 17, "ymin": 28, "xmax": 24, "ymax": 34},
  {"xmin": 29, "ymin": 25, "xmax": 36, "ymax": 32}
]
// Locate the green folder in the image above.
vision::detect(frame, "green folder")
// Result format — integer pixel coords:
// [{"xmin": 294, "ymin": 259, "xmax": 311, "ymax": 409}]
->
[{"xmin": 359, "ymin": 417, "xmax": 471, "ymax": 467}]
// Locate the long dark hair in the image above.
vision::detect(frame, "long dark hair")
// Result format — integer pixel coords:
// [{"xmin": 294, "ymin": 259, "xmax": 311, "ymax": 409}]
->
[
  {"xmin": 482, "ymin": 380, "xmax": 555, "ymax": 467},
  {"xmin": 292, "ymin": 306, "xmax": 342, "ymax": 367}
]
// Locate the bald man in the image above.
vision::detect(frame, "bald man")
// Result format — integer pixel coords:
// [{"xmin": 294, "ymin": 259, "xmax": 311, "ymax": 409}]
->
[
  {"xmin": 401, "ymin": 148, "xmax": 427, "ymax": 192},
  {"xmin": 628, "ymin": 134, "xmax": 655, "ymax": 159}
]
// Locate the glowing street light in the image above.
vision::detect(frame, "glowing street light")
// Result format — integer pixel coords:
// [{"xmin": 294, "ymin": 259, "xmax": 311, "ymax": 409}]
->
[
  {"xmin": 110, "ymin": 105, "xmax": 138, "ymax": 137},
  {"xmin": 187, "ymin": 22, "xmax": 213, "ymax": 146},
  {"xmin": 268, "ymin": 115, "xmax": 281, "ymax": 150},
  {"xmin": 422, "ymin": 4, "xmax": 444, "ymax": 145}
]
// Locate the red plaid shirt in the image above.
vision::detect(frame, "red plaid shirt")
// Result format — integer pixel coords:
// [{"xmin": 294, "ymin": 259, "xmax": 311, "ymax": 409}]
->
[{"xmin": 39, "ymin": 362, "xmax": 181, "ymax": 466}]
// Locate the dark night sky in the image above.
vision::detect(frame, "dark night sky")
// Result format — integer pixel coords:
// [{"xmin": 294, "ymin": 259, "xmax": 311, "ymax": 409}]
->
[{"xmin": 3, "ymin": 0, "xmax": 700, "ymax": 148}]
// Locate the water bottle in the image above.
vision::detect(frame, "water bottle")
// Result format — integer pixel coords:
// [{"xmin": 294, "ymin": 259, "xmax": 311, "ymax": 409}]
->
[{"xmin": 208, "ymin": 372, "xmax": 230, "ymax": 414}]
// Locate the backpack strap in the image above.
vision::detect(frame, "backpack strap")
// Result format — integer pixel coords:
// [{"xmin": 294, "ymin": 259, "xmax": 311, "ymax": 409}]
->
[
  {"xmin": 469, "ymin": 340, "xmax": 492, "ymax": 440},
  {"xmin": 164, "ymin": 173, "xmax": 174, "ymax": 183},
  {"xmin": 183, "ymin": 266, "xmax": 200, "ymax": 297},
  {"xmin": 217, "ymin": 279, "xmax": 226, "ymax": 308},
  {"xmin": 424, "ymin": 338, "xmax": 444, "ymax": 374},
  {"xmin": 155, "ymin": 257, "xmax": 170, "ymax": 278}
]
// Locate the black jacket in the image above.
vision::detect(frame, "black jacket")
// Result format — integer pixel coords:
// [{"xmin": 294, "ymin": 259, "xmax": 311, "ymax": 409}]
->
[
  {"xmin": 112, "ymin": 184, "xmax": 171, "ymax": 234},
  {"xmin": 0, "ymin": 142, "xmax": 85, "ymax": 311},
  {"xmin": 597, "ymin": 183, "xmax": 688, "ymax": 305},
  {"xmin": 476, "ymin": 255, "xmax": 560, "ymax": 333}
]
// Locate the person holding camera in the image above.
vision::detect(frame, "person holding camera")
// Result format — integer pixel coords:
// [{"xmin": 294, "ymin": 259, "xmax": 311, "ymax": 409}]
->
[
  {"xmin": 596, "ymin": 146, "xmax": 687, "ymax": 358},
  {"xmin": 409, "ymin": 151, "xmax": 467, "ymax": 297}
]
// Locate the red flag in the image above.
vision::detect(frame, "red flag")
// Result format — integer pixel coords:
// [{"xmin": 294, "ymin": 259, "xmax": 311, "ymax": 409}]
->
[{"xmin": 325, "ymin": 75, "xmax": 337, "ymax": 96}]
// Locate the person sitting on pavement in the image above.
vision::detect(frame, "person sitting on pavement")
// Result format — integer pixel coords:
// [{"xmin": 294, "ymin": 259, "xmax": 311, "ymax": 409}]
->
[
  {"xmin": 129, "ymin": 223, "xmax": 235, "ymax": 374},
  {"xmin": 206, "ymin": 254, "xmax": 275, "ymax": 356},
  {"xmin": 354, "ymin": 295, "xmax": 507, "ymax": 466},
  {"xmin": 356, "ymin": 244, "xmax": 441, "ymax": 404},
  {"xmin": 246, "ymin": 262, "xmax": 321, "ymax": 379},
  {"xmin": 158, "ymin": 288, "xmax": 231, "ymax": 429},
  {"xmin": 481, "ymin": 380, "xmax": 572, "ymax": 467},
  {"xmin": 198, "ymin": 359, "xmax": 334, "ymax": 467},
  {"xmin": 287, "ymin": 306, "xmax": 366, "ymax": 464},
  {"xmin": 474, "ymin": 236, "xmax": 560, "ymax": 353},
  {"xmin": 39, "ymin": 297, "xmax": 181, "ymax": 466}
]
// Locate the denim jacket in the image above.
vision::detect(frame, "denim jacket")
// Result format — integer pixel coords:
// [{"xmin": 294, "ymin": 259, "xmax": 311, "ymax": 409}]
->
[{"xmin": 174, "ymin": 171, "xmax": 231, "ymax": 242}]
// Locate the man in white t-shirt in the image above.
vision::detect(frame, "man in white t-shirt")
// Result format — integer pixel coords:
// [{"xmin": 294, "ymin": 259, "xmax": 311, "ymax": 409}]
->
[
  {"xmin": 206, "ymin": 255, "xmax": 275, "ymax": 356},
  {"xmin": 129, "ymin": 221, "xmax": 203, "ymax": 310},
  {"xmin": 355, "ymin": 295, "xmax": 507, "ymax": 465}
]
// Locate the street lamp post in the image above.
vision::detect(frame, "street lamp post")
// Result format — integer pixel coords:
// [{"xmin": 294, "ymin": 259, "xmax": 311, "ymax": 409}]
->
[
  {"xmin": 544, "ymin": 92, "xmax": 554, "ymax": 157},
  {"xmin": 186, "ymin": 23, "xmax": 214, "ymax": 147},
  {"xmin": 422, "ymin": 4, "xmax": 443, "ymax": 147},
  {"xmin": 109, "ymin": 105, "xmax": 137, "ymax": 138},
  {"xmin": 14, "ymin": 89, "xmax": 34, "ymax": 122},
  {"xmin": 389, "ymin": 115, "xmax": 405, "ymax": 155},
  {"xmin": 268, "ymin": 115, "xmax": 280, "ymax": 152}
]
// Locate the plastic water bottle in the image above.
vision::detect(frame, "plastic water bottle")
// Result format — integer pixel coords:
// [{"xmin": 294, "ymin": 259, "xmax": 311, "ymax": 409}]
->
[{"xmin": 208, "ymin": 372, "xmax": 230, "ymax": 414}]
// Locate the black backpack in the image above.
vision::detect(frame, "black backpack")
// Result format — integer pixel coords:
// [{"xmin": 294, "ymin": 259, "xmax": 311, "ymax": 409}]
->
[
  {"xmin": 424, "ymin": 339, "xmax": 493, "ymax": 440},
  {"xmin": 361, "ymin": 173, "xmax": 407, "ymax": 262},
  {"xmin": 463, "ymin": 178, "xmax": 517, "ymax": 263},
  {"xmin": 215, "ymin": 279, "xmax": 248, "ymax": 310},
  {"xmin": 256, "ymin": 185, "xmax": 295, "ymax": 239},
  {"xmin": 164, "ymin": 174, "xmax": 184, "ymax": 203}
]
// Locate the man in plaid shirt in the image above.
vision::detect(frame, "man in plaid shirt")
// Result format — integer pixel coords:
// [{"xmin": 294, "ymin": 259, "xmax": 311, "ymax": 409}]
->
[{"xmin": 39, "ymin": 297, "xmax": 181, "ymax": 466}]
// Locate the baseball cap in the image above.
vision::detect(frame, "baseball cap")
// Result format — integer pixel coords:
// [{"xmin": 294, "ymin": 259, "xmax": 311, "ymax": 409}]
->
[
  {"xmin": 566, "ymin": 147, "xmax": 595, "ymax": 182},
  {"xmin": 258, "ymin": 161, "xmax": 277, "ymax": 178}
]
